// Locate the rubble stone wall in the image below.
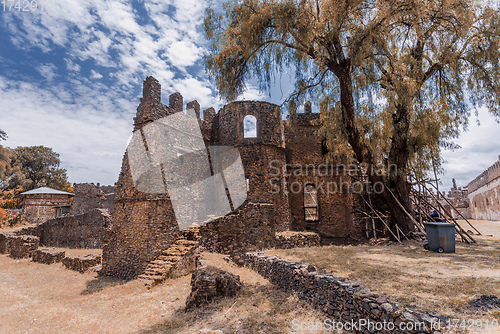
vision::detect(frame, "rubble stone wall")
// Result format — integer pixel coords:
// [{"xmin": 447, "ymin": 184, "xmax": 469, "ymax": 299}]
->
[
  {"xmin": 69, "ymin": 183, "xmax": 114, "ymax": 216},
  {"xmin": 243, "ymin": 252, "xmax": 448, "ymax": 334},
  {"xmin": 39, "ymin": 208, "xmax": 111, "ymax": 248},
  {"xmin": 8, "ymin": 235, "xmax": 39, "ymax": 259},
  {"xmin": 101, "ymin": 77, "xmax": 183, "ymax": 279},
  {"xmin": 275, "ymin": 231, "xmax": 321, "ymax": 249}
]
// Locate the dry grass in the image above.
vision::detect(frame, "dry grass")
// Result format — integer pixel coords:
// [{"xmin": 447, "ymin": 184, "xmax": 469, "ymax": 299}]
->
[
  {"xmin": 0, "ymin": 251, "xmax": 330, "ymax": 334},
  {"xmin": 142, "ymin": 252, "xmax": 332, "ymax": 334},
  {"xmin": 268, "ymin": 220, "xmax": 500, "ymax": 333}
]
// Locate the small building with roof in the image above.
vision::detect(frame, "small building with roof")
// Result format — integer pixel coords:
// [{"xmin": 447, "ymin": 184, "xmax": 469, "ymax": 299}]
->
[{"xmin": 16, "ymin": 187, "xmax": 74, "ymax": 224}]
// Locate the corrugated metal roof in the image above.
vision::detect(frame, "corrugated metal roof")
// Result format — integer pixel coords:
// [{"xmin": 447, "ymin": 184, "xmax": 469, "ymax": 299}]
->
[{"xmin": 18, "ymin": 187, "xmax": 74, "ymax": 196}]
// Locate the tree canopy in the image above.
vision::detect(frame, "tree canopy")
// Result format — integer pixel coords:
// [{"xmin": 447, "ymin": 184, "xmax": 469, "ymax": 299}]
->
[
  {"xmin": 0, "ymin": 145, "xmax": 68, "ymax": 191},
  {"xmin": 205, "ymin": 0, "xmax": 500, "ymax": 232}
]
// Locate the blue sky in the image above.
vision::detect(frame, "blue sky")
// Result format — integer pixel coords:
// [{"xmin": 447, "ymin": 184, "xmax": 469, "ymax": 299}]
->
[{"xmin": 0, "ymin": 0, "xmax": 499, "ymax": 191}]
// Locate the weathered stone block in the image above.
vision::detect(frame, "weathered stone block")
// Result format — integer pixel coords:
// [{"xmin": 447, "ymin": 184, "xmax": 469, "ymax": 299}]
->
[
  {"xmin": 0, "ymin": 232, "xmax": 13, "ymax": 254},
  {"xmin": 63, "ymin": 254, "xmax": 102, "ymax": 273},
  {"xmin": 185, "ymin": 267, "xmax": 241, "ymax": 310},
  {"xmin": 31, "ymin": 248, "xmax": 66, "ymax": 264},
  {"xmin": 9, "ymin": 235, "xmax": 40, "ymax": 259},
  {"xmin": 275, "ymin": 231, "xmax": 320, "ymax": 249}
]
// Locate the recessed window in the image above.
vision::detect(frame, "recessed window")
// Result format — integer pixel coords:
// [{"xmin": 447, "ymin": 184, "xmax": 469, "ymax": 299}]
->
[
  {"xmin": 304, "ymin": 184, "xmax": 318, "ymax": 221},
  {"xmin": 243, "ymin": 115, "xmax": 257, "ymax": 138}
]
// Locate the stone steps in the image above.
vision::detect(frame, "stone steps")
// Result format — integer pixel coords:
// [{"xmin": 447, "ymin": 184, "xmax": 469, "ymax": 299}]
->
[{"xmin": 138, "ymin": 227, "xmax": 201, "ymax": 288}]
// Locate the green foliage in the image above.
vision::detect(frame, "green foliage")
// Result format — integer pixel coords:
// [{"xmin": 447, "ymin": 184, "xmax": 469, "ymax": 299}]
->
[
  {"xmin": 0, "ymin": 145, "xmax": 25, "ymax": 190},
  {"xmin": 205, "ymin": 0, "xmax": 500, "ymax": 180},
  {"xmin": 0, "ymin": 130, "xmax": 6, "ymax": 141},
  {"xmin": 1, "ymin": 145, "xmax": 68, "ymax": 191}
]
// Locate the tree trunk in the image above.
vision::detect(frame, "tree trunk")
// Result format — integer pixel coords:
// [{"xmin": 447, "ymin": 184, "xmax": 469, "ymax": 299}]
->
[
  {"xmin": 385, "ymin": 103, "xmax": 414, "ymax": 234},
  {"xmin": 336, "ymin": 65, "xmax": 415, "ymax": 236}
]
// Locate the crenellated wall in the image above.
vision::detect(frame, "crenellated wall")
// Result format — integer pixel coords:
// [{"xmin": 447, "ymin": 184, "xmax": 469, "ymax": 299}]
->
[
  {"xmin": 101, "ymin": 77, "xmax": 365, "ymax": 278},
  {"xmin": 467, "ymin": 156, "xmax": 500, "ymax": 221}
]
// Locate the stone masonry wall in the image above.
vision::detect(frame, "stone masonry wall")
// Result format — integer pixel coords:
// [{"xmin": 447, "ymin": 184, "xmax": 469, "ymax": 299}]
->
[
  {"xmin": 101, "ymin": 77, "xmax": 185, "ymax": 279},
  {"xmin": 275, "ymin": 231, "xmax": 321, "ymax": 249},
  {"xmin": 69, "ymin": 183, "xmax": 114, "ymax": 216},
  {"xmin": 467, "ymin": 156, "xmax": 500, "ymax": 221},
  {"xmin": 39, "ymin": 208, "xmax": 111, "ymax": 248},
  {"xmin": 243, "ymin": 252, "xmax": 448, "ymax": 334}
]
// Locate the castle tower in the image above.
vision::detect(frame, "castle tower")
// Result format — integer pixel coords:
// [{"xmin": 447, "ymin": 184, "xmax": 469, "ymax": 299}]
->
[
  {"xmin": 101, "ymin": 77, "xmax": 183, "ymax": 279},
  {"xmin": 198, "ymin": 100, "xmax": 291, "ymax": 259}
]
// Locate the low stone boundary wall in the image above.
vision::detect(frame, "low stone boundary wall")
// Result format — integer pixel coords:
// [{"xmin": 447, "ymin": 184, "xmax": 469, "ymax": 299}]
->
[
  {"xmin": 62, "ymin": 254, "xmax": 102, "ymax": 273},
  {"xmin": 243, "ymin": 252, "xmax": 447, "ymax": 334},
  {"xmin": 275, "ymin": 231, "xmax": 320, "ymax": 249},
  {"xmin": 32, "ymin": 248, "xmax": 66, "ymax": 264},
  {"xmin": 0, "ymin": 233, "xmax": 13, "ymax": 254},
  {"xmin": 8, "ymin": 235, "xmax": 40, "ymax": 259},
  {"xmin": 39, "ymin": 209, "xmax": 111, "ymax": 248}
]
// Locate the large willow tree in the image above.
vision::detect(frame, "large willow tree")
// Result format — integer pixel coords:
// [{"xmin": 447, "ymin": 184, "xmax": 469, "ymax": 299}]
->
[{"xmin": 205, "ymin": 0, "xmax": 500, "ymax": 233}]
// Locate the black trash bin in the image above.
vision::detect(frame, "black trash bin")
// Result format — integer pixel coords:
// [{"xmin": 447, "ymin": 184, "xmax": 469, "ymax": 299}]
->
[{"xmin": 423, "ymin": 222, "xmax": 456, "ymax": 253}]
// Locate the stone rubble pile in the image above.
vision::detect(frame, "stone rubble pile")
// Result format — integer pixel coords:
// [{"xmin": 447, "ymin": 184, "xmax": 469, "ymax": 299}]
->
[{"xmin": 185, "ymin": 266, "xmax": 242, "ymax": 310}]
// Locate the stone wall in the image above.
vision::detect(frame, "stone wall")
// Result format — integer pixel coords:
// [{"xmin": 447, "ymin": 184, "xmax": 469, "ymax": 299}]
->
[
  {"xmin": 101, "ymin": 77, "xmax": 183, "ymax": 279},
  {"xmin": 467, "ymin": 156, "xmax": 500, "ymax": 221},
  {"xmin": 200, "ymin": 202, "xmax": 278, "ymax": 263},
  {"xmin": 32, "ymin": 248, "xmax": 66, "ymax": 264},
  {"xmin": 69, "ymin": 183, "xmax": 114, "ymax": 216},
  {"xmin": 39, "ymin": 208, "xmax": 111, "ymax": 248},
  {"xmin": 243, "ymin": 252, "xmax": 447, "ymax": 333},
  {"xmin": 0, "ymin": 232, "xmax": 13, "ymax": 254},
  {"xmin": 8, "ymin": 235, "xmax": 39, "ymax": 259},
  {"xmin": 62, "ymin": 254, "xmax": 101, "ymax": 272},
  {"xmin": 275, "ymin": 231, "xmax": 321, "ymax": 249},
  {"xmin": 285, "ymin": 105, "xmax": 364, "ymax": 238},
  {"xmin": 1, "ymin": 208, "xmax": 111, "ymax": 250}
]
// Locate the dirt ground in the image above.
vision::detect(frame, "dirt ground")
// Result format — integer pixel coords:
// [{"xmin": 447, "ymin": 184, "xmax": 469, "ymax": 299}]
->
[
  {"xmin": 1, "ymin": 220, "xmax": 498, "ymax": 333},
  {"xmin": 0, "ymin": 252, "xmax": 329, "ymax": 334},
  {"xmin": 269, "ymin": 220, "xmax": 500, "ymax": 334}
]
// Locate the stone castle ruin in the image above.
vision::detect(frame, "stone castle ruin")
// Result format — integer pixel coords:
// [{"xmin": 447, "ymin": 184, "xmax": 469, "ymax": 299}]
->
[
  {"xmin": 467, "ymin": 155, "xmax": 500, "ymax": 220},
  {"xmin": 101, "ymin": 77, "xmax": 364, "ymax": 279}
]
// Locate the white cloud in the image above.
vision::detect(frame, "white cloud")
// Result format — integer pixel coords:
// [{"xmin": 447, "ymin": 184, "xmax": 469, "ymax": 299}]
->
[
  {"xmin": 37, "ymin": 63, "xmax": 57, "ymax": 81},
  {"xmin": 65, "ymin": 59, "xmax": 81, "ymax": 72},
  {"xmin": 237, "ymin": 85, "xmax": 266, "ymax": 101},
  {"xmin": 90, "ymin": 70, "xmax": 103, "ymax": 79},
  {"xmin": 441, "ymin": 108, "xmax": 500, "ymax": 189},
  {"xmin": 0, "ymin": 76, "xmax": 134, "ymax": 185}
]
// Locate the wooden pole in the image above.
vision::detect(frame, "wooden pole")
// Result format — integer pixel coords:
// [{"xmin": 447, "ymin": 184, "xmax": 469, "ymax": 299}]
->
[
  {"xmin": 427, "ymin": 182, "xmax": 481, "ymax": 235},
  {"xmin": 385, "ymin": 186, "xmax": 426, "ymax": 233},
  {"xmin": 362, "ymin": 197, "xmax": 401, "ymax": 243},
  {"xmin": 416, "ymin": 186, "xmax": 475, "ymax": 243}
]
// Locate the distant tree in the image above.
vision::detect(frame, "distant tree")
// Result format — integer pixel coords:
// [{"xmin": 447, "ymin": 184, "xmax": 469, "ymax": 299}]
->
[
  {"xmin": 10, "ymin": 146, "xmax": 68, "ymax": 191},
  {"xmin": 452, "ymin": 178, "xmax": 457, "ymax": 190},
  {"xmin": 0, "ymin": 130, "xmax": 7, "ymax": 141},
  {"xmin": 0, "ymin": 145, "xmax": 25, "ymax": 190},
  {"xmin": 205, "ymin": 0, "xmax": 500, "ymax": 233}
]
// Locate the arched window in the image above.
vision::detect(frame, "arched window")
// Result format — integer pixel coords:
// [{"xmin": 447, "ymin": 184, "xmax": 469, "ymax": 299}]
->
[
  {"xmin": 243, "ymin": 115, "xmax": 257, "ymax": 138},
  {"xmin": 304, "ymin": 184, "xmax": 318, "ymax": 221}
]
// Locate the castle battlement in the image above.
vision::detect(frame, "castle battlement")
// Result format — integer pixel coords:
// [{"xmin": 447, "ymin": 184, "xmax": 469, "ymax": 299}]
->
[{"xmin": 467, "ymin": 155, "xmax": 500, "ymax": 194}]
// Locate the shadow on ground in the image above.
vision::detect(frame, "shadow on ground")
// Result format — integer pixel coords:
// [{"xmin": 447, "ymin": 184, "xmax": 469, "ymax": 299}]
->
[
  {"xmin": 139, "ymin": 284, "xmax": 318, "ymax": 334},
  {"xmin": 81, "ymin": 274, "xmax": 130, "ymax": 295}
]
